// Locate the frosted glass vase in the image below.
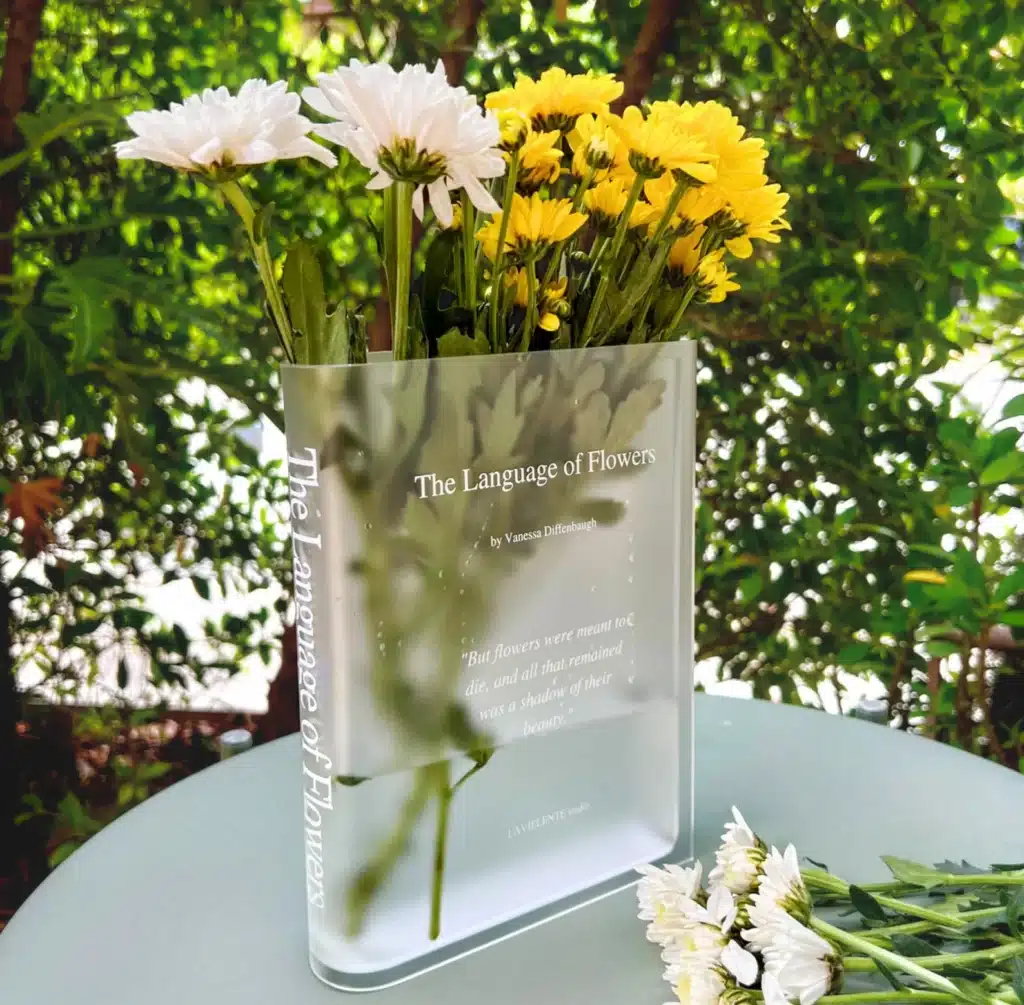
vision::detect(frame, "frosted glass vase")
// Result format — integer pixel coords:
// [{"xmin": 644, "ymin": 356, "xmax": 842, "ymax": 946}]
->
[{"xmin": 280, "ymin": 340, "xmax": 697, "ymax": 990}]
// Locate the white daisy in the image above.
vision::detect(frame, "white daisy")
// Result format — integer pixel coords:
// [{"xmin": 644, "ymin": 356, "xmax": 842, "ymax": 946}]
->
[
  {"xmin": 114, "ymin": 80, "xmax": 337, "ymax": 171},
  {"xmin": 659, "ymin": 886, "xmax": 758, "ymax": 989},
  {"xmin": 708, "ymin": 806, "xmax": 766, "ymax": 896},
  {"xmin": 637, "ymin": 861, "xmax": 704, "ymax": 923},
  {"xmin": 303, "ymin": 60, "xmax": 504, "ymax": 227},
  {"xmin": 754, "ymin": 910, "xmax": 839, "ymax": 1005},
  {"xmin": 752, "ymin": 845, "xmax": 812, "ymax": 922}
]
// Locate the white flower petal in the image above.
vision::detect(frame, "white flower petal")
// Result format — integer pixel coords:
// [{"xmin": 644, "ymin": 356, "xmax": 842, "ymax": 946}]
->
[
  {"xmin": 721, "ymin": 939, "xmax": 759, "ymax": 986},
  {"xmin": 428, "ymin": 178, "xmax": 453, "ymax": 227},
  {"xmin": 114, "ymin": 78, "xmax": 333, "ymax": 171}
]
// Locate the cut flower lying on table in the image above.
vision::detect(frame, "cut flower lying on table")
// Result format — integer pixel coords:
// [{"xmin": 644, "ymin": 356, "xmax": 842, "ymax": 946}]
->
[{"xmin": 638, "ymin": 808, "xmax": 1024, "ymax": 1005}]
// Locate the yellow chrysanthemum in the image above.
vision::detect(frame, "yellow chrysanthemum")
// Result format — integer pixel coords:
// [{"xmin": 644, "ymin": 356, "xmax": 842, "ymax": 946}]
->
[
  {"xmin": 584, "ymin": 178, "xmax": 653, "ymax": 234},
  {"xmin": 610, "ymin": 106, "xmax": 717, "ymax": 183},
  {"xmin": 696, "ymin": 250, "xmax": 740, "ymax": 303},
  {"xmin": 567, "ymin": 113, "xmax": 617, "ymax": 177},
  {"xmin": 516, "ymin": 129, "xmax": 563, "ymax": 192},
  {"xmin": 721, "ymin": 182, "xmax": 791, "ymax": 258},
  {"xmin": 477, "ymin": 193, "xmax": 588, "ymax": 261},
  {"xmin": 642, "ymin": 172, "xmax": 726, "ymax": 235},
  {"xmin": 486, "ymin": 69, "xmax": 624, "ymax": 133},
  {"xmin": 666, "ymin": 231, "xmax": 736, "ymax": 301},
  {"xmin": 440, "ymin": 201, "xmax": 463, "ymax": 231},
  {"xmin": 667, "ymin": 229, "xmax": 705, "ymax": 277},
  {"xmin": 505, "ymin": 269, "xmax": 569, "ymax": 331},
  {"xmin": 497, "ymin": 108, "xmax": 530, "ymax": 152},
  {"xmin": 657, "ymin": 100, "xmax": 769, "ymax": 195}
]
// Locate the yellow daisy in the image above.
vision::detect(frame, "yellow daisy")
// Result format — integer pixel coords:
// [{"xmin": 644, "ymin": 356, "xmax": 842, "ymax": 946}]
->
[
  {"xmin": 477, "ymin": 193, "xmax": 588, "ymax": 260},
  {"xmin": 486, "ymin": 69, "xmax": 624, "ymax": 133},
  {"xmin": 696, "ymin": 251, "xmax": 740, "ymax": 303},
  {"xmin": 666, "ymin": 229, "xmax": 705, "ymax": 278},
  {"xmin": 496, "ymin": 108, "xmax": 530, "ymax": 152},
  {"xmin": 516, "ymin": 129, "xmax": 563, "ymax": 192},
  {"xmin": 660, "ymin": 100, "xmax": 769, "ymax": 195},
  {"xmin": 643, "ymin": 172, "xmax": 726, "ymax": 235},
  {"xmin": 721, "ymin": 183, "xmax": 791, "ymax": 258},
  {"xmin": 567, "ymin": 113, "xmax": 617, "ymax": 177},
  {"xmin": 611, "ymin": 105, "xmax": 717, "ymax": 182},
  {"xmin": 506, "ymin": 269, "xmax": 569, "ymax": 331},
  {"xmin": 584, "ymin": 178, "xmax": 654, "ymax": 235}
]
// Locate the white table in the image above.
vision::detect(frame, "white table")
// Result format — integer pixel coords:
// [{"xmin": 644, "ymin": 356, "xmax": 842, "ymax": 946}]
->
[{"xmin": 2, "ymin": 695, "xmax": 1022, "ymax": 1003}]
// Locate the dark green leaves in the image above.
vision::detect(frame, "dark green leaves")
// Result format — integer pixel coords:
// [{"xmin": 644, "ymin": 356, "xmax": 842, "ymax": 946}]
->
[
  {"xmin": 980, "ymin": 450, "xmax": 1024, "ymax": 487},
  {"xmin": 849, "ymin": 885, "xmax": 888, "ymax": 921},
  {"xmin": 1007, "ymin": 889, "xmax": 1024, "ymax": 938}
]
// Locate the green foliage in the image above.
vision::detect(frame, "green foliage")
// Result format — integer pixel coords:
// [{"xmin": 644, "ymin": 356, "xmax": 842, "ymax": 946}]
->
[{"xmin": 2, "ymin": 0, "xmax": 1023, "ymax": 875}]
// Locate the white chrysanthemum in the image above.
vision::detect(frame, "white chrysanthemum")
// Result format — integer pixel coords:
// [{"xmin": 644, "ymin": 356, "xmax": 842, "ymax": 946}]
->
[
  {"xmin": 752, "ymin": 845, "xmax": 812, "ymax": 922},
  {"xmin": 708, "ymin": 807, "xmax": 766, "ymax": 896},
  {"xmin": 637, "ymin": 861, "xmax": 704, "ymax": 923},
  {"xmin": 659, "ymin": 887, "xmax": 758, "ymax": 989},
  {"xmin": 751, "ymin": 909, "xmax": 838, "ymax": 1005},
  {"xmin": 303, "ymin": 60, "xmax": 504, "ymax": 227},
  {"xmin": 114, "ymin": 80, "xmax": 337, "ymax": 172}
]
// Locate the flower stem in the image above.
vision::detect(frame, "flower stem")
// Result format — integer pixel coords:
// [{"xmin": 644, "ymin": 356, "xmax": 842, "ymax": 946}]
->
[
  {"xmin": 489, "ymin": 153, "xmax": 519, "ymax": 351},
  {"xmin": 802, "ymin": 871, "xmax": 969, "ymax": 928},
  {"xmin": 609, "ymin": 239, "xmax": 671, "ymax": 332},
  {"xmin": 663, "ymin": 282, "xmax": 697, "ymax": 340},
  {"xmin": 520, "ymin": 258, "xmax": 538, "ymax": 352},
  {"xmin": 581, "ymin": 172, "xmax": 645, "ymax": 346},
  {"xmin": 461, "ymin": 190, "xmax": 476, "ymax": 315},
  {"xmin": 540, "ymin": 166, "xmax": 597, "ymax": 289},
  {"xmin": 429, "ymin": 761, "xmax": 452, "ymax": 941},
  {"xmin": 219, "ymin": 180, "xmax": 295, "ymax": 362},
  {"xmin": 843, "ymin": 941, "xmax": 1024, "ymax": 973},
  {"xmin": 650, "ymin": 173, "xmax": 690, "ymax": 245},
  {"xmin": 819, "ymin": 994, "xmax": 958, "ymax": 1004},
  {"xmin": 861, "ymin": 906, "xmax": 1005, "ymax": 941},
  {"xmin": 391, "ymin": 180, "xmax": 414, "ymax": 361},
  {"xmin": 810, "ymin": 918, "xmax": 959, "ymax": 995}
]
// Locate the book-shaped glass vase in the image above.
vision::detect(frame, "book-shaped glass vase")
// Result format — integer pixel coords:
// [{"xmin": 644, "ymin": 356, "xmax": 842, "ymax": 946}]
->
[{"xmin": 281, "ymin": 340, "xmax": 697, "ymax": 991}]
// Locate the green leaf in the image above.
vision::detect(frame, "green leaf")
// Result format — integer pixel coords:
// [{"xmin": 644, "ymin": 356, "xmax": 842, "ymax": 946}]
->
[
  {"xmin": 738, "ymin": 571, "xmax": 763, "ymax": 602},
  {"xmin": 193, "ymin": 577, "xmax": 211, "ymax": 602},
  {"xmin": 874, "ymin": 959, "xmax": 905, "ymax": 991},
  {"xmin": 916, "ymin": 622, "xmax": 958, "ymax": 640},
  {"xmin": 948, "ymin": 484, "xmax": 976, "ymax": 508},
  {"xmin": 909, "ymin": 543, "xmax": 952, "ymax": 561},
  {"xmin": 116, "ymin": 657, "xmax": 129, "ymax": 690},
  {"xmin": 849, "ymin": 885, "xmax": 888, "ymax": 921},
  {"xmin": 890, "ymin": 934, "xmax": 938, "ymax": 957},
  {"xmin": 1008, "ymin": 889, "xmax": 1024, "ymax": 939},
  {"xmin": 1002, "ymin": 394, "xmax": 1024, "ymax": 421},
  {"xmin": 1011, "ymin": 958, "xmax": 1024, "ymax": 1005},
  {"xmin": 980, "ymin": 450, "xmax": 1024, "ymax": 486},
  {"xmin": 117, "ymin": 783, "xmax": 135, "ymax": 807},
  {"xmin": 282, "ymin": 241, "xmax": 326, "ymax": 365},
  {"xmin": 882, "ymin": 856, "xmax": 947, "ymax": 889},
  {"xmin": 836, "ymin": 642, "xmax": 872, "ymax": 663},
  {"xmin": 994, "ymin": 568, "xmax": 1024, "ymax": 604},
  {"xmin": 437, "ymin": 328, "xmax": 489, "ymax": 356},
  {"xmin": 574, "ymin": 498, "xmax": 626, "ymax": 526},
  {"xmin": 1001, "ymin": 611, "xmax": 1024, "ymax": 627},
  {"xmin": 924, "ymin": 640, "xmax": 961, "ymax": 658},
  {"xmin": 335, "ymin": 775, "xmax": 368, "ymax": 786}
]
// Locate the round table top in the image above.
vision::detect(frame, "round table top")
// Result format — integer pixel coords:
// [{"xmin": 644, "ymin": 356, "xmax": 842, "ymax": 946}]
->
[{"xmin": 2, "ymin": 695, "xmax": 1021, "ymax": 1003}]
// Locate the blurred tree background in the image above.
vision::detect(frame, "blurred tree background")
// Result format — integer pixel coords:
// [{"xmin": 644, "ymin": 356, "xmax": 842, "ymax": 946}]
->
[{"xmin": 1, "ymin": 0, "xmax": 1022, "ymax": 917}]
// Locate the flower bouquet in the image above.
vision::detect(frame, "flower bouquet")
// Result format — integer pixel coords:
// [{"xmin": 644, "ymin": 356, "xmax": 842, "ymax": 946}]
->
[
  {"xmin": 117, "ymin": 63, "xmax": 788, "ymax": 987},
  {"xmin": 639, "ymin": 809, "xmax": 1024, "ymax": 1005}
]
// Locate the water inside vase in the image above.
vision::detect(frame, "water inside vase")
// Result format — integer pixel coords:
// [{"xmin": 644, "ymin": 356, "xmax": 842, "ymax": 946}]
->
[{"xmin": 309, "ymin": 695, "xmax": 679, "ymax": 976}]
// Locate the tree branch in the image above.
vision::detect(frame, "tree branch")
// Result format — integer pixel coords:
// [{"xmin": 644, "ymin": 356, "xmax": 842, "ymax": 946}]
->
[
  {"xmin": 440, "ymin": 0, "xmax": 484, "ymax": 86},
  {"xmin": 611, "ymin": 0, "xmax": 685, "ymax": 112},
  {"xmin": 0, "ymin": 0, "xmax": 47, "ymax": 278}
]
